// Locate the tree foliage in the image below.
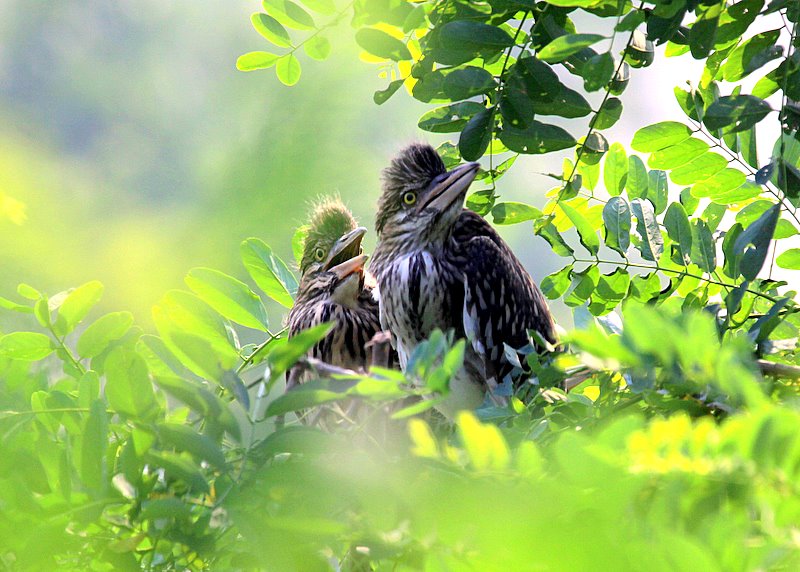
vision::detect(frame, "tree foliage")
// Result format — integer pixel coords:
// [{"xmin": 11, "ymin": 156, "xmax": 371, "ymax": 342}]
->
[{"xmin": 0, "ymin": 0, "xmax": 799, "ymax": 570}]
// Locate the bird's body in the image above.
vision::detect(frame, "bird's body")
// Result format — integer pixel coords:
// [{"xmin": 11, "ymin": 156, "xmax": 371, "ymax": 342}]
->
[
  {"xmin": 371, "ymin": 144, "xmax": 556, "ymax": 415},
  {"xmin": 286, "ymin": 199, "xmax": 382, "ymax": 387}
]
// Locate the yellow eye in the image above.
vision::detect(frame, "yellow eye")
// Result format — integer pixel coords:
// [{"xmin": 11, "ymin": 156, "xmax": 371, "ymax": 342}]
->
[
  {"xmin": 402, "ymin": 191, "xmax": 417, "ymax": 205},
  {"xmin": 314, "ymin": 247, "xmax": 325, "ymax": 261}
]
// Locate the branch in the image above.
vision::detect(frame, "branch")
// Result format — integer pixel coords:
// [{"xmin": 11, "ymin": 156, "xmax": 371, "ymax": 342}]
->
[{"xmin": 757, "ymin": 359, "xmax": 800, "ymax": 380}]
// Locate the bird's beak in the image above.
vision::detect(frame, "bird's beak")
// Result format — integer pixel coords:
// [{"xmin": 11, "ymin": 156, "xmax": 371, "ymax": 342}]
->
[
  {"xmin": 324, "ymin": 227, "xmax": 367, "ymax": 271},
  {"xmin": 419, "ymin": 162, "xmax": 480, "ymax": 212},
  {"xmin": 329, "ymin": 254, "xmax": 369, "ymax": 280}
]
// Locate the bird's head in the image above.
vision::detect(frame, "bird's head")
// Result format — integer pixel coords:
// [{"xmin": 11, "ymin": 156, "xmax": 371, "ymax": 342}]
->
[
  {"xmin": 376, "ymin": 143, "xmax": 479, "ymax": 244},
  {"xmin": 299, "ymin": 198, "xmax": 366, "ymax": 277},
  {"xmin": 296, "ymin": 253, "xmax": 369, "ymax": 308}
]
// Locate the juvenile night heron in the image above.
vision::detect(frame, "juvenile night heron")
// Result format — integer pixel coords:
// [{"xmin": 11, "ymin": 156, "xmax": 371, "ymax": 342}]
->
[
  {"xmin": 370, "ymin": 143, "xmax": 557, "ymax": 415},
  {"xmin": 287, "ymin": 199, "xmax": 383, "ymax": 387}
]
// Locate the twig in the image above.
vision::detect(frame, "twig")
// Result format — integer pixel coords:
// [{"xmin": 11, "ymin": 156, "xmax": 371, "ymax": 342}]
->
[{"xmin": 757, "ymin": 359, "xmax": 800, "ymax": 380}]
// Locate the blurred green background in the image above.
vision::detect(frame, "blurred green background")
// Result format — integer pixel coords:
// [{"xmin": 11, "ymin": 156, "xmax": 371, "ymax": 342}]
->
[{"xmin": 0, "ymin": 1, "xmax": 728, "ymax": 329}]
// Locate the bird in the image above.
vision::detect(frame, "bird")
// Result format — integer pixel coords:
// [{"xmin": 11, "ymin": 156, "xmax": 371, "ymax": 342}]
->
[
  {"xmin": 286, "ymin": 198, "xmax": 384, "ymax": 394},
  {"xmin": 369, "ymin": 143, "xmax": 557, "ymax": 417}
]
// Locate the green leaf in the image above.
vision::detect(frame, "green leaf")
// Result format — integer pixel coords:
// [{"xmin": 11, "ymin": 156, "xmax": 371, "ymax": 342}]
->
[
  {"xmin": 498, "ymin": 121, "xmax": 576, "ymax": 155},
  {"xmin": 240, "ymin": 238, "xmax": 298, "ymax": 308},
  {"xmin": 704, "ymin": 95, "xmax": 772, "ymax": 133},
  {"xmin": 0, "ymin": 332, "xmax": 54, "ymax": 361},
  {"xmin": 722, "ymin": 30, "xmax": 782, "ymax": 82},
  {"xmin": 631, "ymin": 121, "xmax": 692, "ymax": 153},
  {"xmin": 559, "ymin": 202, "xmax": 599, "ymax": 255},
  {"xmin": 648, "ymin": 170, "xmax": 668, "ymax": 214},
  {"xmin": 776, "ymin": 248, "xmax": 800, "ymax": 269},
  {"xmin": 602, "ymin": 197, "xmax": 631, "ymax": 255},
  {"xmin": 438, "ymin": 21, "xmax": 515, "ymax": 52},
  {"xmin": 220, "ymin": 370, "xmax": 250, "ymax": 410},
  {"xmin": 669, "ymin": 152, "xmax": 727, "ymax": 185},
  {"xmin": 251, "ymin": 13, "xmax": 291, "ymax": 48},
  {"xmin": 688, "ymin": 3, "xmax": 720, "ymax": 59},
  {"xmin": 265, "ymin": 387, "xmax": 344, "ymax": 417},
  {"xmin": 77, "ymin": 311, "xmax": 134, "ymax": 359},
  {"xmin": 0, "ymin": 295, "xmax": 32, "ymax": 313},
  {"xmin": 153, "ymin": 375, "xmax": 240, "ymax": 440},
  {"xmin": 591, "ymin": 97, "xmax": 623, "ymax": 129},
  {"xmin": 537, "ymin": 34, "xmax": 606, "ymax": 63},
  {"xmin": 355, "ymin": 28, "xmax": 411, "ymax": 61},
  {"xmin": 443, "ymin": 67, "xmax": 495, "ymax": 100},
  {"xmin": 267, "ymin": 322, "xmax": 333, "ymax": 381},
  {"xmin": 157, "ymin": 423, "xmax": 226, "ymax": 469},
  {"xmin": 153, "ymin": 290, "xmax": 236, "ymax": 359},
  {"xmin": 603, "ymin": 142, "xmax": 627, "ymax": 196},
  {"xmin": 236, "ymin": 51, "xmax": 281, "ymax": 71},
  {"xmin": 80, "ymin": 399, "xmax": 108, "ymax": 492},
  {"xmin": 491, "ymin": 202, "xmax": 542, "ymax": 225},
  {"xmin": 631, "ymin": 198, "xmax": 663, "ymax": 261},
  {"xmin": 541, "ymin": 265, "xmax": 573, "ymax": 300},
  {"xmin": 105, "ymin": 347, "xmax": 159, "ymax": 420},
  {"xmin": 664, "ymin": 203, "xmax": 693, "ymax": 265},
  {"xmin": 690, "ymin": 168, "xmax": 748, "ymax": 202},
  {"xmin": 722, "ymin": 222, "xmax": 743, "ymax": 278},
  {"xmin": 532, "ymin": 87, "xmax": 592, "ymax": 119},
  {"xmin": 734, "ymin": 204, "xmax": 780, "ymax": 280},
  {"xmin": 534, "ymin": 219, "xmax": 574, "ymax": 257},
  {"xmin": 374, "ymin": 79, "xmax": 404, "ymax": 105},
  {"xmin": 625, "ymin": 155, "xmax": 648, "ymax": 199},
  {"xmin": 146, "ymin": 451, "xmax": 208, "ymax": 493},
  {"xmin": 647, "ymin": 138, "xmax": 709, "ymax": 170},
  {"xmin": 17, "ymin": 283, "xmax": 41, "ymax": 300},
  {"xmin": 275, "ymin": 54, "xmax": 301, "ymax": 86},
  {"xmin": 466, "ymin": 190, "xmax": 496, "ymax": 215},
  {"xmin": 459, "ymin": 107, "xmax": 494, "ymax": 161},
  {"xmin": 304, "ymin": 35, "xmax": 331, "ymax": 60},
  {"xmin": 583, "ymin": 52, "xmax": 614, "ymax": 91},
  {"xmin": 262, "ymin": 0, "xmax": 314, "ymax": 30},
  {"xmin": 185, "ymin": 268, "xmax": 269, "ymax": 330},
  {"xmin": 299, "ymin": 0, "xmax": 335, "ymax": 14},
  {"xmin": 54, "ymin": 280, "xmax": 104, "ymax": 336},
  {"xmin": 690, "ymin": 219, "xmax": 716, "ymax": 272}
]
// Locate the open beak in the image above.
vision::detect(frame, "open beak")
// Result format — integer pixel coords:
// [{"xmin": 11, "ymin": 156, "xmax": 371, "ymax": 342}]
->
[
  {"xmin": 324, "ymin": 227, "xmax": 367, "ymax": 271},
  {"xmin": 330, "ymin": 254, "xmax": 368, "ymax": 280},
  {"xmin": 419, "ymin": 162, "xmax": 480, "ymax": 212}
]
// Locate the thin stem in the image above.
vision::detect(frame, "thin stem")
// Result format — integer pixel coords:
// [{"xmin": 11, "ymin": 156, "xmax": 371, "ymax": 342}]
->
[
  {"xmin": 46, "ymin": 326, "xmax": 86, "ymax": 376},
  {"xmin": 572, "ymin": 257, "xmax": 786, "ymax": 304},
  {"xmin": 288, "ymin": 2, "xmax": 353, "ymax": 57},
  {"xmin": 778, "ymin": 12, "xmax": 797, "ymax": 211},
  {"xmin": 236, "ymin": 327, "xmax": 287, "ymax": 375}
]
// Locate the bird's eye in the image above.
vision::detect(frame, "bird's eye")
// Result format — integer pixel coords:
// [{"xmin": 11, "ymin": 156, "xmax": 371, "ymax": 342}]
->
[
  {"xmin": 314, "ymin": 247, "xmax": 325, "ymax": 261},
  {"xmin": 402, "ymin": 191, "xmax": 417, "ymax": 206}
]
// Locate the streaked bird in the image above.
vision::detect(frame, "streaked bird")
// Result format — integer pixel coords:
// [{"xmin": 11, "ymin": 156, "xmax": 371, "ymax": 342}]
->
[
  {"xmin": 287, "ymin": 199, "xmax": 383, "ymax": 386},
  {"xmin": 370, "ymin": 143, "xmax": 557, "ymax": 416}
]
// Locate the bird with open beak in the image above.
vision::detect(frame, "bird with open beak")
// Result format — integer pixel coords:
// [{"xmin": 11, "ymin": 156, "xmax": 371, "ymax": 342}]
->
[
  {"xmin": 287, "ymin": 199, "xmax": 383, "ymax": 390},
  {"xmin": 370, "ymin": 143, "xmax": 557, "ymax": 417}
]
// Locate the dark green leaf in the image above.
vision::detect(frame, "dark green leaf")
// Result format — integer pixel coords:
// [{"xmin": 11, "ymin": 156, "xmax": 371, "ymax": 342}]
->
[
  {"xmin": 356, "ymin": 28, "xmax": 411, "ymax": 60},
  {"xmin": 443, "ymin": 67, "xmax": 495, "ymax": 100},
  {"xmin": 419, "ymin": 102, "xmax": 485, "ymax": 133},
  {"xmin": 590, "ymin": 97, "xmax": 623, "ymax": 129},
  {"xmin": 438, "ymin": 21, "xmax": 515, "ymax": 52},
  {"xmin": 157, "ymin": 424, "xmax": 226, "ymax": 468},
  {"xmin": 722, "ymin": 30, "xmax": 782, "ymax": 81},
  {"xmin": 466, "ymin": 190, "xmax": 496, "ymax": 215},
  {"xmin": 602, "ymin": 196, "xmax": 631, "ymax": 255},
  {"xmin": 373, "ymin": 79, "xmax": 404, "ymax": 105},
  {"xmin": 146, "ymin": 451, "xmax": 208, "ymax": 493},
  {"xmin": 267, "ymin": 322, "xmax": 333, "ymax": 381},
  {"xmin": 459, "ymin": 107, "xmax": 494, "ymax": 161},
  {"xmin": 538, "ymin": 34, "xmax": 606, "ymax": 63},
  {"xmin": 498, "ymin": 121, "xmax": 576, "ymax": 154},
  {"xmin": 664, "ymin": 202, "xmax": 693, "ymax": 265},
  {"xmin": 734, "ymin": 204, "xmax": 780, "ymax": 280},
  {"xmin": 704, "ymin": 95, "xmax": 772, "ymax": 133},
  {"xmin": 690, "ymin": 219, "xmax": 716, "ymax": 272},
  {"xmin": 583, "ymin": 52, "xmax": 614, "ymax": 91},
  {"xmin": 722, "ymin": 222, "xmax": 743, "ymax": 278},
  {"xmin": 631, "ymin": 198, "xmax": 663, "ymax": 261},
  {"xmin": 534, "ymin": 219, "xmax": 575, "ymax": 257},
  {"xmin": 533, "ymin": 87, "xmax": 592, "ymax": 118},
  {"xmin": 688, "ymin": 4, "xmax": 721, "ymax": 59}
]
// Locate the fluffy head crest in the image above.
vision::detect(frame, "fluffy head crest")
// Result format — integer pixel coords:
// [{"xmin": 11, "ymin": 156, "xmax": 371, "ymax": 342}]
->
[
  {"xmin": 299, "ymin": 196, "xmax": 358, "ymax": 275},
  {"xmin": 376, "ymin": 143, "xmax": 446, "ymax": 235}
]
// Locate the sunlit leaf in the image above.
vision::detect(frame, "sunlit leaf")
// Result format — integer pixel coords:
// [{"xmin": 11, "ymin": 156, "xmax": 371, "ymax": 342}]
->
[
  {"xmin": 240, "ymin": 238, "xmax": 297, "ymax": 308},
  {"xmin": 0, "ymin": 332, "xmax": 54, "ymax": 361},
  {"xmin": 77, "ymin": 312, "xmax": 134, "ymax": 359},
  {"xmin": 602, "ymin": 196, "xmax": 631, "ymax": 255},
  {"xmin": 185, "ymin": 268, "xmax": 269, "ymax": 330},
  {"xmin": 631, "ymin": 198, "xmax": 663, "ymax": 261},
  {"xmin": 538, "ymin": 34, "xmax": 606, "ymax": 63}
]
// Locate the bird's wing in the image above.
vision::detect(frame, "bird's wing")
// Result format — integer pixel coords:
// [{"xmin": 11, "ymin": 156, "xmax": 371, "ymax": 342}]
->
[{"xmin": 457, "ymin": 212, "xmax": 555, "ymax": 386}]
